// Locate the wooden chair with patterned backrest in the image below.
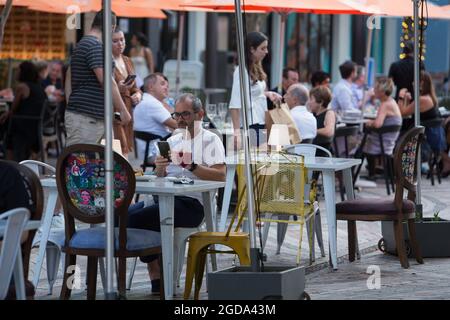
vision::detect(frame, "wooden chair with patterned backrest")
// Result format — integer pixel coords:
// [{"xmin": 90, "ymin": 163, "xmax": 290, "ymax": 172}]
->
[
  {"xmin": 56, "ymin": 144, "xmax": 163, "ymax": 300},
  {"xmin": 336, "ymin": 126, "xmax": 425, "ymax": 268}
]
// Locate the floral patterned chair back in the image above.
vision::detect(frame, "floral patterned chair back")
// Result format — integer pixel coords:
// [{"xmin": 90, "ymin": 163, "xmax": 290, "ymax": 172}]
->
[
  {"xmin": 393, "ymin": 126, "xmax": 425, "ymax": 204},
  {"xmin": 56, "ymin": 144, "xmax": 135, "ymax": 229}
]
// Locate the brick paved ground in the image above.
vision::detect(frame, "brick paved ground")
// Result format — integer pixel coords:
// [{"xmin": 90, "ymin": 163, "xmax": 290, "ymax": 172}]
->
[{"xmin": 30, "ymin": 156, "xmax": 450, "ymax": 300}]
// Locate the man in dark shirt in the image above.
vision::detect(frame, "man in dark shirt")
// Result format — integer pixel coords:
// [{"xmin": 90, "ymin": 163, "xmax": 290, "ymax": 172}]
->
[
  {"xmin": 65, "ymin": 10, "xmax": 130, "ymax": 146},
  {"xmin": 388, "ymin": 41, "xmax": 424, "ymax": 102},
  {"xmin": 267, "ymin": 67, "xmax": 299, "ymax": 109}
]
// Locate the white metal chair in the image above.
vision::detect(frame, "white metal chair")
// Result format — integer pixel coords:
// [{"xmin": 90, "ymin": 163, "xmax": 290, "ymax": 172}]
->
[
  {"xmin": 260, "ymin": 144, "xmax": 327, "ymax": 263},
  {"xmin": 0, "ymin": 208, "xmax": 30, "ymax": 300},
  {"xmin": 20, "ymin": 160, "xmax": 64, "ymax": 295}
]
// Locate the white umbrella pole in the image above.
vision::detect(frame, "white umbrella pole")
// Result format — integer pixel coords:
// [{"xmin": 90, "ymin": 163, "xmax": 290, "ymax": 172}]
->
[
  {"xmin": 361, "ymin": 27, "xmax": 373, "ymax": 118},
  {"xmin": 234, "ymin": 0, "xmax": 260, "ymax": 271},
  {"xmin": 103, "ymin": 0, "xmax": 117, "ymax": 299},
  {"xmin": 278, "ymin": 13, "xmax": 287, "ymax": 93},
  {"xmin": 175, "ymin": 11, "xmax": 185, "ymax": 97},
  {"xmin": 413, "ymin": 0, "xmax": 422, "ymax": 218}
]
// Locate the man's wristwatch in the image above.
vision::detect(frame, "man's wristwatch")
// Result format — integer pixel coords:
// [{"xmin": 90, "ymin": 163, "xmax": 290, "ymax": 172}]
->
[{"xmin": 188, "ymin": 163, "xmax": 198, "ymax": 172}]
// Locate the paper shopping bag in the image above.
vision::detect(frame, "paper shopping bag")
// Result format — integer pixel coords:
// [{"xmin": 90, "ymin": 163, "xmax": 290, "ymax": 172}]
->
[{"xmin": 267, "ymin": 103, "xmax": 301, "ymax": 144}]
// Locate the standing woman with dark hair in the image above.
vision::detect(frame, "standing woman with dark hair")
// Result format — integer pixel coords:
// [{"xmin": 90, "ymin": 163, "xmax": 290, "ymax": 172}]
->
[
  {"xmin": 0, "ymin": 61, "xmax": 47, "ymax": 161},
  {"xmin": 112, "ymin": 27, "xmax": 142, "ymax": 157},
  {"xmin": 229, "ymin": 31, "xmax": 282, "ymax": 148},
  {"xmin": 129, "ymin": 32, "xmax": 154, "ymax": 88}
]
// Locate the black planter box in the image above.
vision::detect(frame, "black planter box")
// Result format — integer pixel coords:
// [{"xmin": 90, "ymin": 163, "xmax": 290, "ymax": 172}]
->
[
  {"xmin": 381, "ymin": 218, "xmax": 450, "ymax": 258},
  {"xmin": 207, "ymin": 265, "xmax": 305, "ymax": 300}
]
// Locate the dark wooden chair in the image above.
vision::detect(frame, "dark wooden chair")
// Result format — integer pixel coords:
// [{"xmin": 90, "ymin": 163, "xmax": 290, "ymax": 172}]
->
[
  {"xmin": 133, "ymin": 131, "xmax": 164, "ymax": 172},
  {"xmin": 421, "ymin": 118, "xmax": 444, "ymax": 186},
  {"xmin": 0, "ymin": 160, "xmax": 44, "ymax": 299},
  {"xmin": 333, "ymin": 125, "xmax": 360, "ymax": 201},
  {"xmin": 56, "ymin": 144, "xmax": 164, "ymax": 299},
  {"xmin": 353, "ymin": 125, "xmax": 402, "ymax": 195},
  {"xmin": 336, "ymin": 126, "xmax": 425, "ymax": 269}
]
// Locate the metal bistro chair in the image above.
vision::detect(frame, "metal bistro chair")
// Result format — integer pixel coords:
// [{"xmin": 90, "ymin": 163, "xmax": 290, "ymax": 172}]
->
[
  {"xmin": 336, "ymin": 126, "xmax": 425, "ymax": 268},
  {"xmin": 236, "ymin": 154, "xmax": 316, "ymax": 266},
  {"xmin": 56, "ymin": 144, "xmax": 164, "ymax": 299},
  {"xmin": 183, "ymin": 185, "xmax": 251, "ymax": 300},
  {"xmin": 259, "ymin": 144, "xmax": 327, "ymax": 263},
  {"xmin": 20, "ymin": 160, "xmax": 65, "ymax": 295},
  {"xmin": 0, "ymin": 208, "xmax": 30, "ymax": 300}
]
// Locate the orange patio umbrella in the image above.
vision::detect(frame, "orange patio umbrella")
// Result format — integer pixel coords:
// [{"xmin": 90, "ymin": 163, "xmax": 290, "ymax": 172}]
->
[
  {"xmin": 340, "ymin": 0, "xmax": 450, "ymax": 20},
  {"xmin": 25, "ymin": 0, "xmax": 167, "ymax": 18},
  {"xmin": 183, "ymin": 0, "xmax": 365, "ymax": 92},
  {"xmin": 183, "ymin": 0, "xmax": 362, "ymax": 14}
]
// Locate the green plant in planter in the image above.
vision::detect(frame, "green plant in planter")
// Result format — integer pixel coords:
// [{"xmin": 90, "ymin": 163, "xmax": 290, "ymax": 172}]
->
[{"xmin": 432, "ymin": 210, "xmax": 441, "ymax": 222}]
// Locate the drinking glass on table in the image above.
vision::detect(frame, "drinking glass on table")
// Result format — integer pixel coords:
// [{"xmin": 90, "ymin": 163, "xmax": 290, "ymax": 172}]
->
[
  {"xmin": 206, "ymin": 104, "xmax": 217, "ymax": 120},
  {"xmin": 218, "ymin": 103, "xmax": 228, "ymax": 119}
]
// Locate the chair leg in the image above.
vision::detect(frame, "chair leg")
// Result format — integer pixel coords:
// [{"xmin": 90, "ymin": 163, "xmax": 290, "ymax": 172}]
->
[
  {"xmin": 45, "ymin": 245, "xmax": 61, "ymax": 296},
  {"xmin": 86, "ymin": 256, "xmax": 98, "ymax": 300},
  {"xmin": 261, "ymin": 213, "xmax": 272, "ymax": 250},
  {"xmin": 407, "ymin": 219, "xmax": 424, "ymax": 264},
  {"xmin": 435, "ymin": 151, "xmax": 442, "ymax": 184},
  {"xmin": 194, "ymin": 249, "xmax": 208, "ymax": 300},
  {"xmin": 117, "ymin": 257, "xmax": 127, "ymax": 298},
  {"xmin": 60, "ymin": 254, "xmax": 76, "ymax": 300},
  {"xmin": 382, "ymin": 155, "xmax": 391, "ymax": 195},
  {"xmin": 314, "ymin": 208, "xmax": 326, "ymax": 257},
  {"xmin": 347, "ymin": 221, "xmax": 357, "ymax": 262},
  {"xmin": 306, "ymin": 215, "xmax": 315, "ymax": 265},
  {"xmin": 183, "ymin": 243, "xmax": 200, "ymax": 299},
  {"xmin": 276, "ymin": 215, "xmax": 289, "ymax": 255},
  {"xmin": 388, "ymin": 157, "xmax": 395, "ymax": 193},
  {"xmin": 393, "ymin": 220, "xmax": 409, "ymax": 268},
  {"xmin": 126, "ymin": 257, "xmax": 137, "ymax": 290}
]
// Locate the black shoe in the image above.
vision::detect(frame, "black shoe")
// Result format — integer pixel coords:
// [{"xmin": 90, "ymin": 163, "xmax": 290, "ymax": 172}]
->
[{"xmin": 151, "ymin": 279, "xmax": 160, "ymax": 294}]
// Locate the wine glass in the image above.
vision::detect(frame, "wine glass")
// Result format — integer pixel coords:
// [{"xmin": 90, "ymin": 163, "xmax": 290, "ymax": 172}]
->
[
  {"xmin": 218, "ymin": 103, "xmax": 228, "ymax": 119},
  {"xmin": 206, "ymin": 104, "xmax": 217, "ymax": 122},
  {"xmin": 177, "ymin": 128, "xmax": 191, "ymax": 182}
]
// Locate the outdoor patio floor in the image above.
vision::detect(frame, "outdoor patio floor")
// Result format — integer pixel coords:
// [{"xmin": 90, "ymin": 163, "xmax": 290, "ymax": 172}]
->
[{"xmin": 30, "ymin": 155, "xmax": 450, "ymax": 300}]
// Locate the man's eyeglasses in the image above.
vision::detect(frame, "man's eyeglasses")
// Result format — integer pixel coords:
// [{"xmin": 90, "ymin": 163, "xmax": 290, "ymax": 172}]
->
[{"xmin": 171, "ymin": 111, "xmax": 198, "ymax": 120}]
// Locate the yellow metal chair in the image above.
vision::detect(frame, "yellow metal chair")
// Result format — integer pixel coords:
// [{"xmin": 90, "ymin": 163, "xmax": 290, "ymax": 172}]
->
[
  {"xmin": 183, "ymin": 186, "xmax": 251, "ymax": 300},
  {"xmin": 237, "ymin": 154, "xmax": 317, "ymax": 265}
]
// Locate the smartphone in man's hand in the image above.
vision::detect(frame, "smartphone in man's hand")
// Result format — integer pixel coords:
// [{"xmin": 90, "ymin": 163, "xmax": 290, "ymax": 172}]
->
[{"xmin": 157, "ymin": 141, "xmax": 171, "ymax": 161}]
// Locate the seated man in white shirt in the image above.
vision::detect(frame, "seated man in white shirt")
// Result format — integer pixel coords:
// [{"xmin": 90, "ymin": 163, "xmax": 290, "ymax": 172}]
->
[
  {"xmin": 133, "ymin": 73, "xmax": 177, "ymax": 162},
  {"xmin": 128, "ymin": 93, "xmax": 226, "ymax": 294},
  {"xmin": 284, "ymin": 84, "xmax": 317, "ymax": 142}
]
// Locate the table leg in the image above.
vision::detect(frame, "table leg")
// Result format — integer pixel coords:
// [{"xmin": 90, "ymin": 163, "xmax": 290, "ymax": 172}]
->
[
  {"xmin": 342, "ymin": 168, "xmax": 360, "ymax": 259},
  {"xmin": 158, "ymin": 195, "xmax": 174, "ymax": 299},
  {"xmin": 219, "ymin": 165, "xmax": 236, "ymax": 232},
  {"xmin": 322, "ymin": 170, "xmax": 338, "ymax": 270},
  {"xmin": 32, "ymin": 190, "xmax": 57, "ymax": 288},
  {"xmin": 14, "ymin": 246, "xmax": 26, "ymax": 300}
]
